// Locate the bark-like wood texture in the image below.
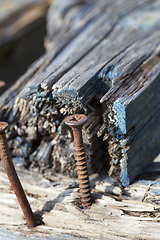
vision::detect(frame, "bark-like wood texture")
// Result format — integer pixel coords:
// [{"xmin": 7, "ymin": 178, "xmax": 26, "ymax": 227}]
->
[{"xmin": 0, "ymin": 0, "xmax": 160, "ymax": 186}]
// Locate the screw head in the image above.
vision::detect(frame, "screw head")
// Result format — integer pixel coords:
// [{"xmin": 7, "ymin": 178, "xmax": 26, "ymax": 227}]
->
[
  {"xmin": 65, "ymin": 114, "xmax": 87, "ymax": 127},
  {"xmin": 0, "ymin": 122, "xmax": 8, "ymax": 133}
]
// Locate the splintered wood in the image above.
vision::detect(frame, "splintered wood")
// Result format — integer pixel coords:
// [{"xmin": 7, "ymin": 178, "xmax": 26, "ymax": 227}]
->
[
  {"xmin": 1, "ymin": 157, "xmax": 160, "ymax": 239},
  {"xmin": 0, "ymin": 0, "xmax": 160, "ymax": 190}
]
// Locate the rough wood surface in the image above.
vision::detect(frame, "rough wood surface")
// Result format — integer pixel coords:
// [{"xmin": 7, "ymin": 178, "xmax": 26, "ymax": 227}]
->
[
  {"xmin": 98, "ymin": 31, "xmax": 160, "ymax": 186},
  {"xmin": 1, "ymin": 155, "xmax": 160, "ymax": 239},
  {"xmin": 0, "ymin": 0, "xmax": 160, "ymax": 186}
]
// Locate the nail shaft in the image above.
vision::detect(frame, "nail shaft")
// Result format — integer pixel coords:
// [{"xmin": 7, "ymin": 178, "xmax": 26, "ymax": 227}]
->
[
  {"xmin": 0, "ymin": 122, "xmax": 36, "ymax": 228},
  {"xmin": 65, "ymin": 114, "xmax": 92, "ymax": 208}
]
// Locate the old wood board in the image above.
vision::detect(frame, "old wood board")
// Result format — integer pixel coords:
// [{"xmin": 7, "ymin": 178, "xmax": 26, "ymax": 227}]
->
[
  {"xmin": 0, "ymin": 0, "xmax": 160, "ymax": 189},
  {"xmin": 1, "ymin": 155, "xmax": 160, "ymax": 239}
]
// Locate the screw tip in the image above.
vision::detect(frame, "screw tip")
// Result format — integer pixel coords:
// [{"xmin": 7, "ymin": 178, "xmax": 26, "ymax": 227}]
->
[
  {"xmin": 65, "ymin": 114, "xmax": 87, "ymax": 127},
  {"xmin": 0, "ymin": 122, "xmax": 8, "ymax": 132}
]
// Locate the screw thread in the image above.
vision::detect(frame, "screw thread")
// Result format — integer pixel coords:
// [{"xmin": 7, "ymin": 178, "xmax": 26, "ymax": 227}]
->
[{"xmin": 75, "ymin": 145, "xmax": 91, "ymax": 207}]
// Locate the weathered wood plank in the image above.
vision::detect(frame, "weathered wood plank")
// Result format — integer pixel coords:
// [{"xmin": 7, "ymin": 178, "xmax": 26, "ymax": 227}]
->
[
  {"xmin": 98, "ymin": 32, "xmax": 160, "ymax": 185},
  {"xmin": 51, "ymin": 0, "xmax": 160, "ymax": 111},
  {"xmin": 0, "ymin": 0, "xmax": 160, "ymax": 186},
  {"xmin": 21, "ymin": 0, "xmax": 150, "ymax": 98},
  {"xmin": 45, "ymin": 0, "xmax": 112, "ymax": 51},
  {"xmin": 1, "ymin": 157, "xmax": 160, "ymax": 239}
]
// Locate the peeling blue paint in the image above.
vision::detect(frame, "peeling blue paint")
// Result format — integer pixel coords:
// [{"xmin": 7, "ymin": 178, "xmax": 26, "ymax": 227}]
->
[
  {"xmin": 98, "ymin": 64, "xmax": 120, "ymax": 87},
  {"xmin": 106, "ymin": 65, "xmax": 120, "ymax": 85},
  {"xmin": 29, "ymin": 85, "xmax": 39, "ymax": 91},
  {"xmin": 113, "ymin": 100, "xmax": 127, "ymax": 135},
  {"xmin": 121, "ymin": 156, "xmax": 130, "ymax": 187},
  {"xmin": 52, "ymin": 88, "xmax": 78, "ymax": 99},
  {"xmin": 121, "ymin": 166, "xmax": 130, "ymax": 187}
]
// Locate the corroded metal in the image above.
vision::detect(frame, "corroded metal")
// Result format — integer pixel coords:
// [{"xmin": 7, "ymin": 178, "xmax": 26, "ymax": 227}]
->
[
  {"xmin": 0, "ymin": 81, "xmax": 5, "ymax": 90},
  {"xmin": 65, "ymin": 114, "xmax": 92, "ymax": 208},
  {"xmin": 0, "ymin": 122, "xmax": 36, "ymax": 228}
]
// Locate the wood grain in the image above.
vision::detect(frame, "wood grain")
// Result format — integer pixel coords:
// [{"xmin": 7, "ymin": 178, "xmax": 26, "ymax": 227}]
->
[
  {"xmin": 1, "ymin": 157, "xmax": 160, "ymax": 239},
  {"xmin": 0, "ymin": 0, "xmax": 160, "ymax": 187}
]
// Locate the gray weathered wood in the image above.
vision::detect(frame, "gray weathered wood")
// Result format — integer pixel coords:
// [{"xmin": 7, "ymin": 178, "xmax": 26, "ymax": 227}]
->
[
  {"xmin": 98, "ymin": 31, "xmax": 160, "ymax": 185},
  {"xmin": 0, "ymin": 0, "xmax": 160, "ymax": 186},
  {"xmin": 1, "ymin": 156, "xmax": 160, "ymax": 239}
]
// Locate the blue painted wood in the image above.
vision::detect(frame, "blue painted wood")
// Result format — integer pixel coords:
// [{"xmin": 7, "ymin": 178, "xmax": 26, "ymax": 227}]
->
[{"xmin": 113, "ymin": 74, "xmax": 160, "ymax": 186}]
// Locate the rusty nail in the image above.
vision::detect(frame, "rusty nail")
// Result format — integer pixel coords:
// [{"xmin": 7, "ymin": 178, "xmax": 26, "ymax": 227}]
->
[
  {"xmin": 0, "ymin": 81, "xmax": 5, "ymax": 90},
  {"xmin": 65, "ymin": 114, "xmax": 92, "ymax": 208},
  {"xmin": 0, "ymin": 122, "xmax": 37, "ymax": 228}
]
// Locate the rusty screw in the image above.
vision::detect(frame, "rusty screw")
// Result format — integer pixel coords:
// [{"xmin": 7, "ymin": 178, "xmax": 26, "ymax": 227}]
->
[
  {"xmin": 65, "ymin": 114, "xmax": 92, "ymax": 208},
  {"xmin": 0, "ymin": 122, "xmax": 36, "ymax": 228}
]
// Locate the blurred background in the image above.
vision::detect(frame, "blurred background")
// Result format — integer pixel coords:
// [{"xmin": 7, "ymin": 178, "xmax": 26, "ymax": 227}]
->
[{"xmin": 0, "ymin": 0, "xmax": 51, "ymax": 94}]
